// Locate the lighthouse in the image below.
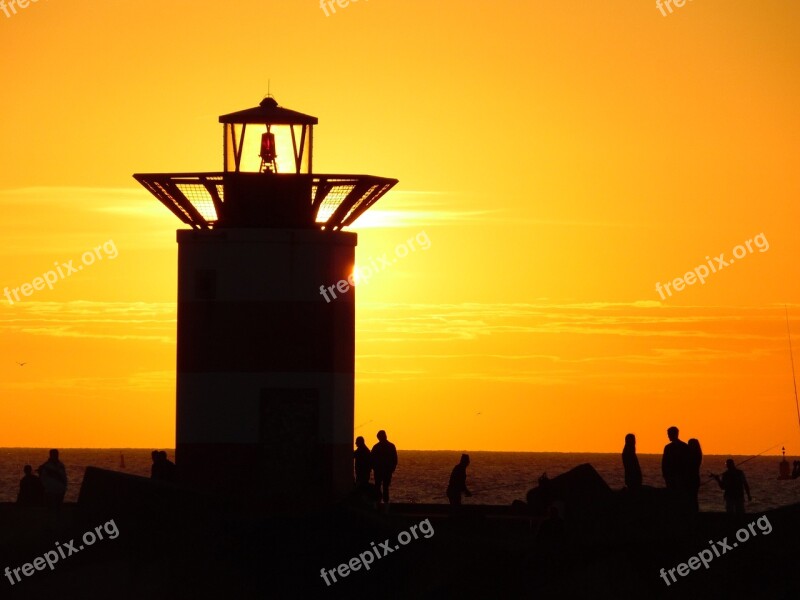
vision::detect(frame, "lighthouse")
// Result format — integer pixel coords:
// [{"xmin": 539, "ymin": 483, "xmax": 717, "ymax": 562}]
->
[{"xmin": 134, "ymin": 97, "xmax": 397, "ymax": 509}]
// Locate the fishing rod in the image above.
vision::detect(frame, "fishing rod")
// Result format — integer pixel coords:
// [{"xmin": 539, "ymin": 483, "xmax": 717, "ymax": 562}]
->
[
  {"xmin": 700, "ymin": 441, "xmax": 784, "ymax": 486},
  {"xmin": 785, "ymin": 305, "xmax": 800, "ymax": 440},
  {"xmin": 735, "ymin": 442, "xmax": 784, "ymax": 467},
  {"xmin": 702, "ymin": 308, "xmax": 800, "ymax": 483}
]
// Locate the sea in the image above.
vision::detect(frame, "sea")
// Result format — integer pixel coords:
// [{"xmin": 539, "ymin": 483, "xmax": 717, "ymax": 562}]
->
[{"xmin": 2, "ymin": 449, "xmax": 799, "ymax": 513}]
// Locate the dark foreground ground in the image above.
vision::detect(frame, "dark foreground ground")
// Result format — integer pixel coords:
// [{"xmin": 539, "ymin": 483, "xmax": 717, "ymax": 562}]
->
[{"xmin": 1, "ymin": 467, "xmax": 799, "ymax": 600}]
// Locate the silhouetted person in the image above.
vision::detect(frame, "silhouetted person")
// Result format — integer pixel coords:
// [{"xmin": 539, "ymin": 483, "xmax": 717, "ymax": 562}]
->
[
  {"xmin": 622, "ymin": 434, "xmax": 642, "ymax": 490},
  {"xmin": 371, "ymin": 430, "xmax": 397, "ymax": 504},
  {"xmin": 353, "ymin": 436, "xmax": 372, "ymax": 487},
  {"xmin": 792, "ymin": 460, "xmax": 800, "ymax": 480},
  {"xmin": 158, "ymin": 451, "xmax": 177, "ymax": 482},
  {"xmin": 37, "ymin": 449, "xmax": 67, "ymax": 509},
  {"xmin": 446, "ymin": 454, "xmax": 472, "ymax": 505},
  {"xmin": 17, "ymin": 465, "xmax": 44, "ymax": 507},
  {"xmin": 711, "ymin": 459, "xmax": 751, "ymax": 514},
  {"xmin": 687, "ymin": 438, "xmax": 703, "ymax": 512},
  {"xmin": 662, "ymin": 426, "xmax": 690, "ymax": 495},
  {"xmin": 151, "ymin": 450, "xmax": 177, "ymax": 482},
  {"xmin": 150, "ymin": 450, "xmax": 163, "ymax": 479}
]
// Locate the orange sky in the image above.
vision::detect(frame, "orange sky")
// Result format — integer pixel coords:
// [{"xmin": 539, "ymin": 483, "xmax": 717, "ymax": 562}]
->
[{"xmin": 1, "ymin": 0, "xmax": 799, "ymax": 454}]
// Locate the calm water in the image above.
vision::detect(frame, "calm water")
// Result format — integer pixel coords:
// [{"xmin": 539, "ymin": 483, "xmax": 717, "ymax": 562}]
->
[{"xmin": 2, "ymin": 449, "xmax": 799, "ymax": 512}]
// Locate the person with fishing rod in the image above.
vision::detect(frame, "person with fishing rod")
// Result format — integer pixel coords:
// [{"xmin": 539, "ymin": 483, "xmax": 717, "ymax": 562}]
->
[
  {"xmin": 710, "ymin": 459, "xmax": 752, "ymax": 514},
  {"xmin": 353, "ymin": 436, "xmax": 372, "ymax": 488}
]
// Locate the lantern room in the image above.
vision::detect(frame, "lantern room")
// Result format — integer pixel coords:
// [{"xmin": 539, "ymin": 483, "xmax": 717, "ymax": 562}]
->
[{"xmin": 220, "ymin": 96, "xmax": 316, "ymax": 174}]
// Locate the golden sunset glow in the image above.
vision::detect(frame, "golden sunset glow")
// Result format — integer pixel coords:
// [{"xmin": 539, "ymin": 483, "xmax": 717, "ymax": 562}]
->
[{"xmin": 1, "ymin": 0, "xmax": 800, "ymax": 455}]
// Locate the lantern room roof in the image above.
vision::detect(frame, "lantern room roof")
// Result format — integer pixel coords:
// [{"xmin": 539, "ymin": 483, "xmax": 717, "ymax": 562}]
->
[{"xmin": 218, "ymin": 96, "xmax": 318, "ymax": 125}]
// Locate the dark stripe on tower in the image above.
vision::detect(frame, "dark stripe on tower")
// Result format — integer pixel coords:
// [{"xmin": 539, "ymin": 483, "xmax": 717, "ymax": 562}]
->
[{"xmin": 177, "ymin": 300, "xmax": 354, "ymax": 372}]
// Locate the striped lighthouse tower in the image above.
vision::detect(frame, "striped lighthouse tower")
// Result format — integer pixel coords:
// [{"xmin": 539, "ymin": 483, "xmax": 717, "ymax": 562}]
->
[{"xmin": 135, "ymin": 97, "xmax": 397, "ymax": 509}]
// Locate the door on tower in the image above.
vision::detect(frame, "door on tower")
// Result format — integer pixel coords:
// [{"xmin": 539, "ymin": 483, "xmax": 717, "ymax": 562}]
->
[{"xmin": 259, "ymin": 388, "xmax": 322, "ymax": 508}]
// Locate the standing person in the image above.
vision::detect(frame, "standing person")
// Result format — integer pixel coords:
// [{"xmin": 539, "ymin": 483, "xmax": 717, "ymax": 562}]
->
[
  {"xmin": 353, "ymin": 436, "xmax": 372, "ymax": 487},
  {"xmin": 662, "ymin": 426, "xmax": 692, "ymax": 512},
  {"xmin": 711, "ymin": 459, "xmax": 751, "ymax": 514},
  {"xmin": 150, "ymin": 450, "xmax": 163, "ymax": 480},
  {"xmin": 371, "ymin": 430, "xmax": 398, "ymax": 504},
  {"xmin": 17, "ymin": 465, "xmax": 45, "ymax": 506},
  {"xmin": 662, "ymin": 427, "xmax": 690, "ymax": 491},
  {"xmin": 622, "ymin": 434, "xmax": 642, "ymax": 490},
  {"xmin": 37, "ymin": 449, "xmax": 67, "ymax": 509},
  {"xmin": 687, "ymin": 438, "xmax": 703, "ymax": 512},
  {"xmin": 446, "ymin": 454, "xmax": 472, "ymax": 505}
]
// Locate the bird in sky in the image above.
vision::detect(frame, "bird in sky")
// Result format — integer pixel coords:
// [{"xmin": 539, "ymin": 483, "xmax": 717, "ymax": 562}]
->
[{"xmin": 16, "ymin": 361, "xmax": 26, "ymax": 367}]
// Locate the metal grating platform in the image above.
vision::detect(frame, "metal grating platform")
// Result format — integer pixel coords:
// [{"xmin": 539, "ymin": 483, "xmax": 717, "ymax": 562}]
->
[{"xmin": 134, "ymin": 172, "xmax": 397, "ymax": 230}]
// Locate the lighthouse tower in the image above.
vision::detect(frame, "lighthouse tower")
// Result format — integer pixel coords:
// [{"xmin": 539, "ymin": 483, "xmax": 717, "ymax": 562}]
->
[{"xmin": 134, "ymin": 97, "xmax": 397, "ymax": 509}]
